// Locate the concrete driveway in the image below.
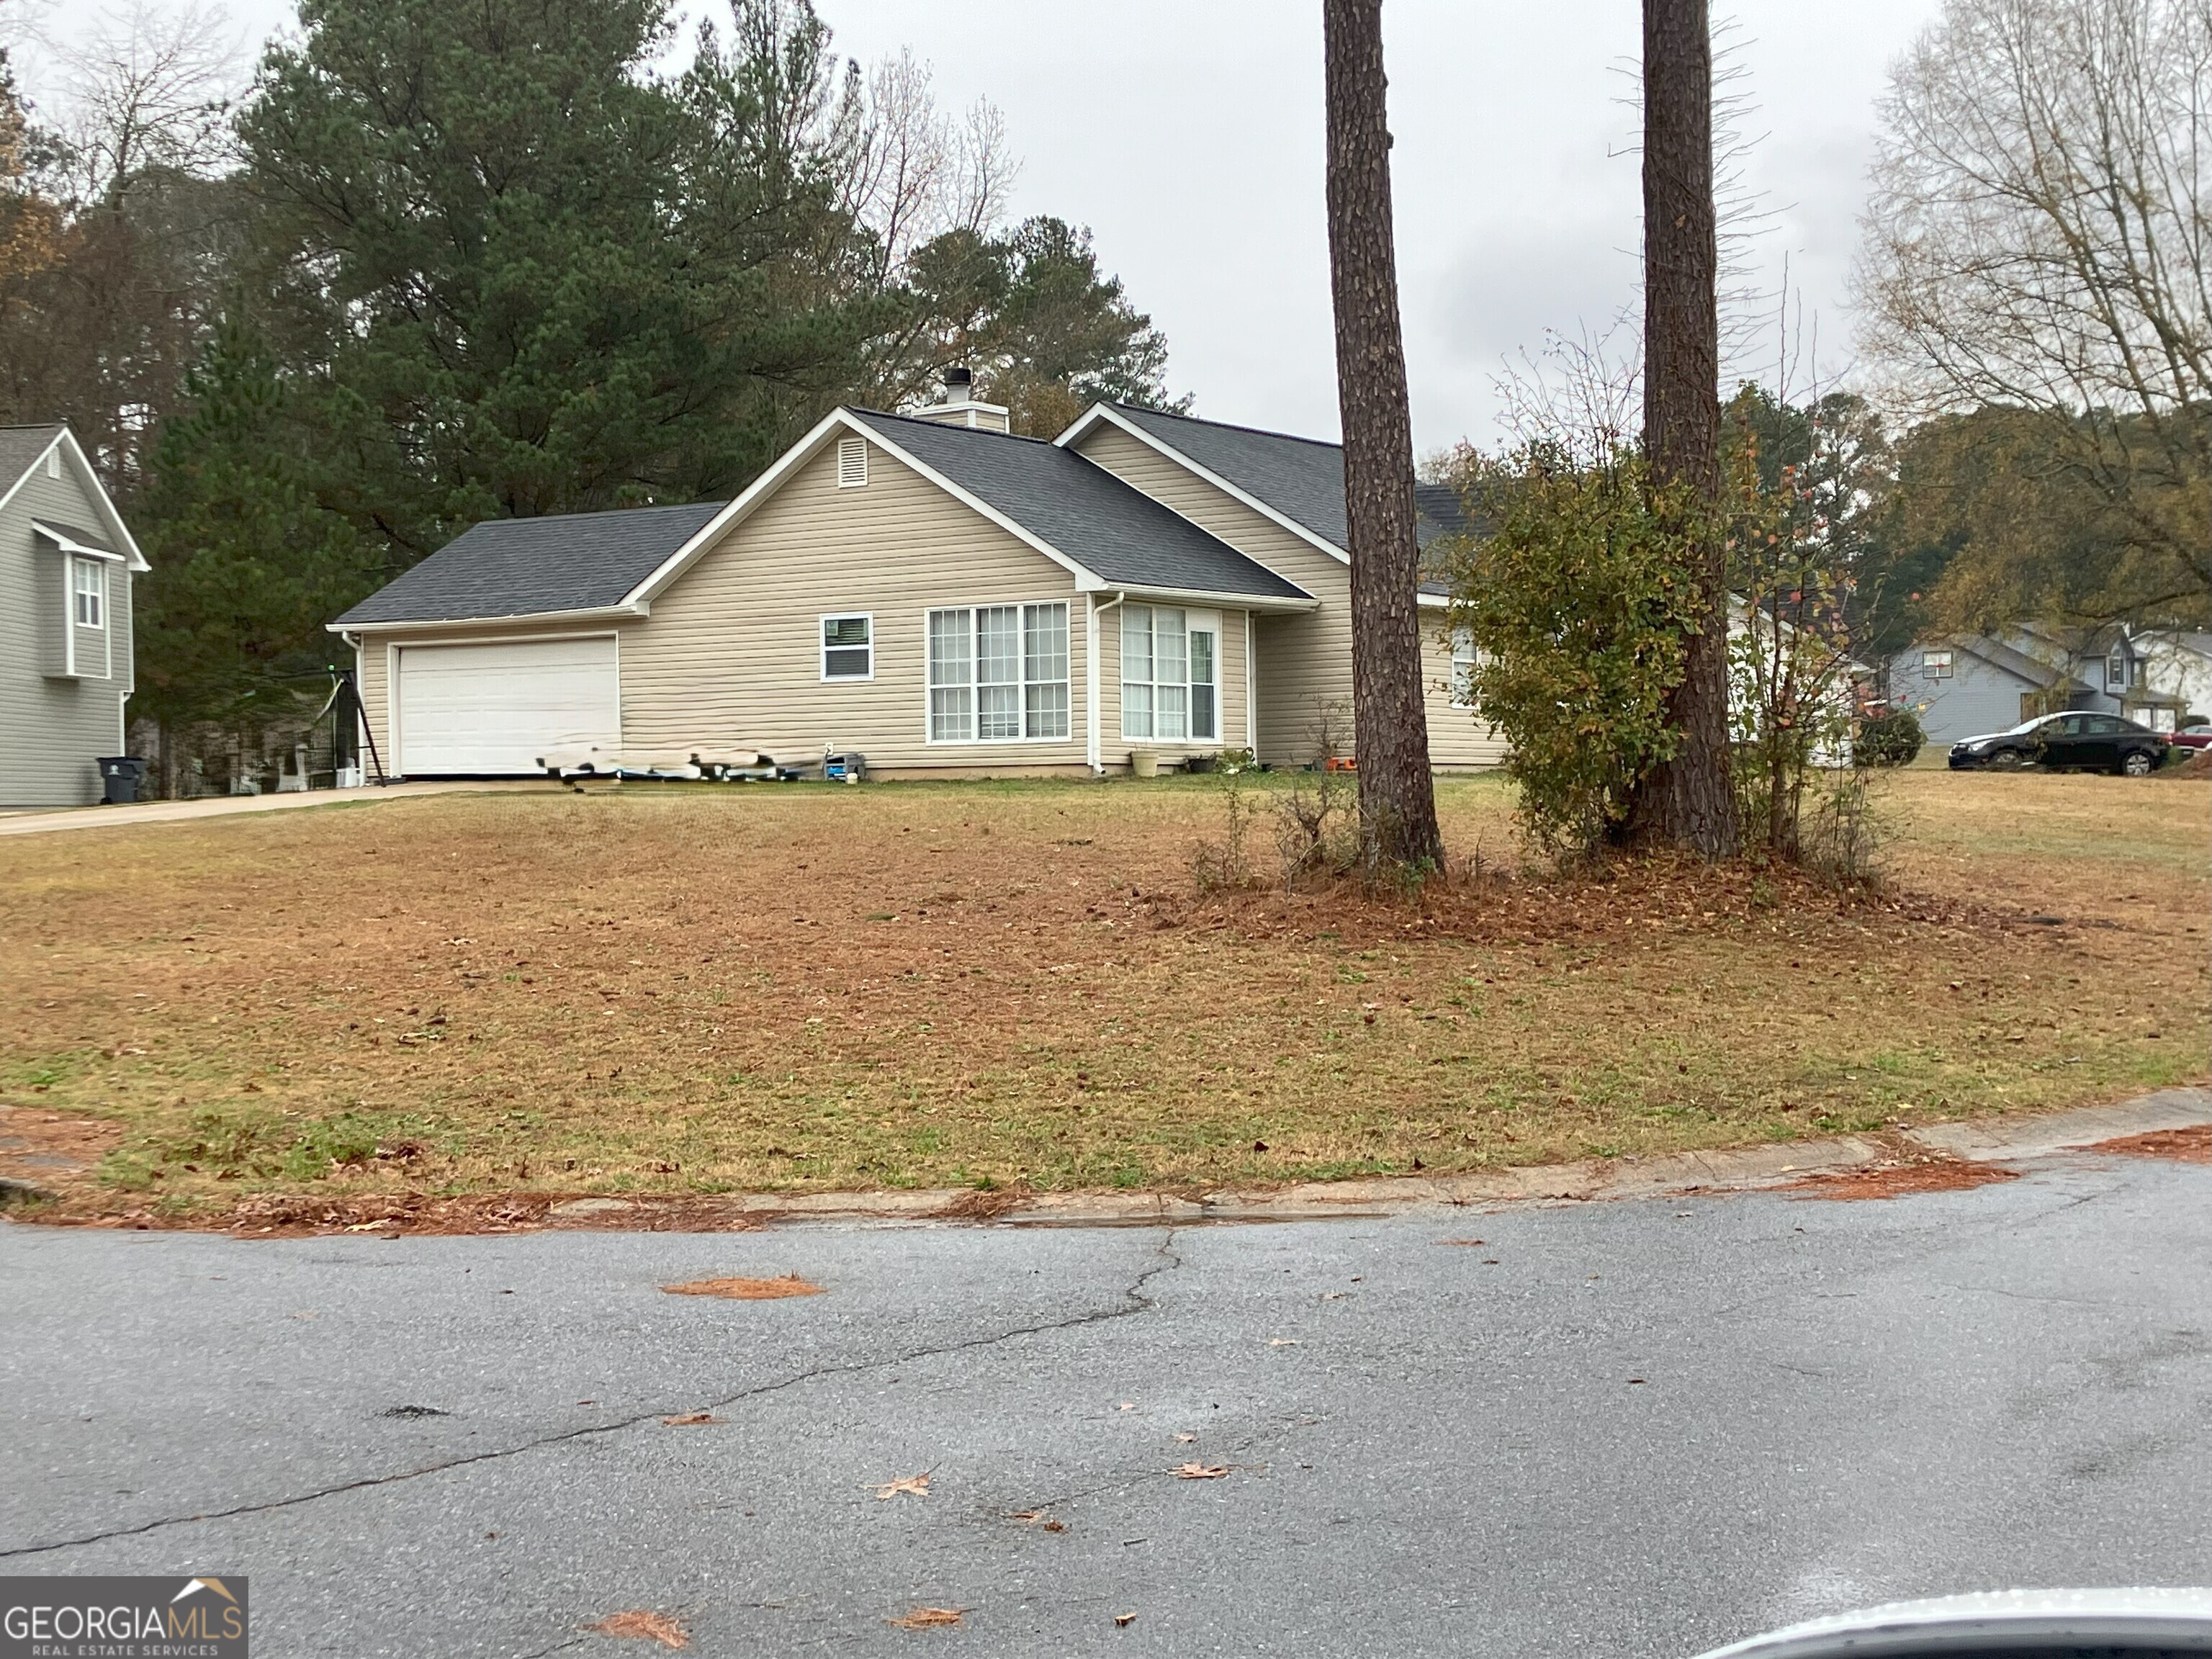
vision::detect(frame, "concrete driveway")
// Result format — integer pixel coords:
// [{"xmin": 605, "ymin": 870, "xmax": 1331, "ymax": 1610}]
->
[
  {"xmin": 2, "ymin": 1141, "xmax": 2207, "ymax": 1658},
  {"xmin": 0, "ymin": 779, "xmax": 559, "ymax": 837}
]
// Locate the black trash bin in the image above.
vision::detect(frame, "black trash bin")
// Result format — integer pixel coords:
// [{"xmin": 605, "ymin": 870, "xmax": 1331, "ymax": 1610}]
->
[{"xmin": 97, "ymin": 756, "xmax": 147, "ymax": 805}]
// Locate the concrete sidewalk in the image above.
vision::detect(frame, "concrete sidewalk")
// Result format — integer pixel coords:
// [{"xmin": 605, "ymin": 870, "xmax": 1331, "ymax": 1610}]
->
[{"xmin": 0, "ymin": 778, "xmax": 560, "ymax": 837}]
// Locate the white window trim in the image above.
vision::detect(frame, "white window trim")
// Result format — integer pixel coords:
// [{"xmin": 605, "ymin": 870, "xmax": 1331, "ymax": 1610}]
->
[
  {"xmin": 1120, "ymin": 604, "xmax": 1222, "ymax": 745},
  {"xmin": 922, "ymin": 601, "xmax": 1073, "ymax": 746},
  {"xmin": 73, "ymin": 556, "xmax": 106, "ymax": 630},
  {"xmin": 1448, "ymin": 626, "xmax": 1478, "ymax": 709},
  {"xmin": 2106, "ymin": 652, "xmax": 2127, "ymax": 691},
  {"xmin": 1923, "ymin": 649, "xmax": 1954, "ymax": 680},
  {"xmin": 819, "ymin": 612, "xmax": 874, "ymax": 683},
  {"xmin": 836, "ymin": 436, "xmax": 868, "ymax": 488}
]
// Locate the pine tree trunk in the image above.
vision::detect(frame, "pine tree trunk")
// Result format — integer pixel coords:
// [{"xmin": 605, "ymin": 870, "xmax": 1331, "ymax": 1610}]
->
[
  {"xmin": 1322, "ymin": 0, "xmax": 1443, "ymax": 873},
  {"xmin": 1629, "ymin": 0, "xmax": 1739, "ymax": 858}
]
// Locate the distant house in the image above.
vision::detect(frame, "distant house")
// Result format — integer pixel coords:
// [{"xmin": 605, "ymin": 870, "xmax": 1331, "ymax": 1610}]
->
[
  {"xmin": 0, "ymin": 426, "xmax": 148, "ymax": 806},
  {"xmin": 328, "ymin": 380, "xmax": 1503, "ymax": 779},
  {"xmin": 1891, "ymin": 624, "xmax": 2204, "ymax": 746}
]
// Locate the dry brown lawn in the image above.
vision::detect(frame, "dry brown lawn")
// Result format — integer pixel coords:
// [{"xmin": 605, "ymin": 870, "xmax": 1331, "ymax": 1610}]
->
[{"xmin": 1, "ymin": 766, "xmax": 2204, "ymax": 1223}]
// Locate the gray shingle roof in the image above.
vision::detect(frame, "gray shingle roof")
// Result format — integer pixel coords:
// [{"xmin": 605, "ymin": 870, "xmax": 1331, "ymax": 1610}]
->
[
  {"xmin": 850, "ymin": 410, "xmax": 1310, "ymax": 603},
  {"xmin": 31, "ymin": 518, "xmax": 118, "ymax": 554},
  {"xmin": 0, "ymin": 424, "xmax": 66, "ymax": 493},
  {"xmin": 1104, "ymin": 405, "xmax": 1469, "ymax": 554},
  {"xmin": 332, "ymin": 500, "xmax": 728, "ymax": 626}
]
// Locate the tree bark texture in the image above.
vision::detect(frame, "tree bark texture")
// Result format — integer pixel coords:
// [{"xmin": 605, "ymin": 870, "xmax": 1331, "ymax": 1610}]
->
[
  {"xmin": 1322, "ymin": 0, "xmax": 1444, "ymax": 872},
  {"xmin": 1630, "ymin": 0, "xmax": 1739, "ymax": 858}
]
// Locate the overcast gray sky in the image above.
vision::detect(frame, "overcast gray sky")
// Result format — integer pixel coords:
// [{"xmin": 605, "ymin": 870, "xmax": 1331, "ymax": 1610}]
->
[{"xmin": 27, "ymin": 0, "xmax": 1946, "ymax": 451}]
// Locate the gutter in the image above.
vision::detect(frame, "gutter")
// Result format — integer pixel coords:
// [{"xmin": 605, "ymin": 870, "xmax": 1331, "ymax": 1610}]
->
[{"xmin": 323, "ymin": 602, "xmax": 649, "ymax": 637}]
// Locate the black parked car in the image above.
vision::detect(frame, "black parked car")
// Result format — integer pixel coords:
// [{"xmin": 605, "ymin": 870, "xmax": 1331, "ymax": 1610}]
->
[{"xmin": 1948, "ymin": 710, "xmax": 2171, "ymax": 775}]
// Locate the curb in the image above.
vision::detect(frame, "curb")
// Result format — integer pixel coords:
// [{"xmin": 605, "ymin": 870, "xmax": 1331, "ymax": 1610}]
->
[{"xmin": 541, "ymin": 1086, "xmax": 2211, "ymax": 1231}]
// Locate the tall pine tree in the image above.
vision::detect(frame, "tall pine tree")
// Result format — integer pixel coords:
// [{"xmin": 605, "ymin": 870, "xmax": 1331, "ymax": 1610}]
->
[{"xmin": 134, "ymin": 311, "xmax": 362, "ymax": 755}]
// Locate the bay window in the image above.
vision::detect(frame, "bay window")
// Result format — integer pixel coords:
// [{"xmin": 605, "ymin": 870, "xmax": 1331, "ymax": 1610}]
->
[
  {"xmin": 1122, "ymin": 605, "xmax": 1219, "ymax": 742},
  {"xmin": 928, "ymin": 603, "xmax": 1069, "ymax": 742}
]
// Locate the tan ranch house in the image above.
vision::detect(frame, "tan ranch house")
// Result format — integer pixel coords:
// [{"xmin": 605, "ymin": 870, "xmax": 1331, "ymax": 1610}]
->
[{"xmin": 331, "ymin": 381, "xmax": 1503, "ymax": 778}]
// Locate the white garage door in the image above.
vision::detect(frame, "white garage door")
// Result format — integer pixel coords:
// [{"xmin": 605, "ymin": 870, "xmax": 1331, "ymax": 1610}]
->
[{"xmin": 395, "ymin": 637, "xmax": 621, "ymax": 775}]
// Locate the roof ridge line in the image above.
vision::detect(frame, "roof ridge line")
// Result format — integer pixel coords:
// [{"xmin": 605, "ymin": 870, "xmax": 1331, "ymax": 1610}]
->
[
  {"xmin": 1110, "ymin": 402, "xmax": 1342, "ymax": 451},
  {"xmin": 846, "ymin": 406, "xmax": 1059, "ymax": 448}
]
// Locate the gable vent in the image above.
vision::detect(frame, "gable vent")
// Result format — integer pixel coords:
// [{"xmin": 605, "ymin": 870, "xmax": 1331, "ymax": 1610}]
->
[
  {"xmin": 837, "ymin": 436, "xmax": 868, "ymax": 489},
  {"xmin": 45, "ymin": 446, "xmax": 60, "ymax": 479}
]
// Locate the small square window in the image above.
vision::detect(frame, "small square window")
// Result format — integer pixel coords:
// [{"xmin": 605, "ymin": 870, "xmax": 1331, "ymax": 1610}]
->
[
  {"xmin": 822, "ymin": 613, "xmax": 872, "ymax": 680},
  {"xmin": 1922, "ymin": 649, "xmax": 1954, "ymax": 680},
  {"xmin": 837, "ymin": 437, "xmax": 868, "ymax": 489}
]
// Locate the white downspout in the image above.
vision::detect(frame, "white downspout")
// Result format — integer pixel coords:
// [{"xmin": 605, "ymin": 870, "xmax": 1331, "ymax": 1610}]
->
[
  {"xmin": 1244, "ymin": 610, "xmax": 1257, "ymax": 754},
  {"xmin": 1087, "ymin": 593, "xmax": 1123, "ymax": 775}
]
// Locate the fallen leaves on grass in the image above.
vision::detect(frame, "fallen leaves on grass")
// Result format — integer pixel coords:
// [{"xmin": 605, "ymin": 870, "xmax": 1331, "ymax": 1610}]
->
[
  {"xmin": 2075, "ymin": 1125, "xmax": 2210, "ymax": 1163},
  {"xmin": 876, "ymin": 1473, "xmax": 930, "ymax": 1500},
  {"xmin": 886, "ymin": 1607, "xmax": 966, "ymax": 1629},
  {"xmin": 585, "ymin": 1610, "xmax": 688, "ymax": 1648},
  {"xmin": 1786, "ymin": 1160, "xmax": 2020, "ymax": 1201},
  {"xmin": 1174, "ymin": 1462, "xmax": 1230, "ymax": 1480},
  {"xmin": 660, "ymin": 1411, "xmax": 721, "ymax": 1426},
  {"xmin": 659, "ymin": 1274, "xmax": 823, "ymax": 1300}
]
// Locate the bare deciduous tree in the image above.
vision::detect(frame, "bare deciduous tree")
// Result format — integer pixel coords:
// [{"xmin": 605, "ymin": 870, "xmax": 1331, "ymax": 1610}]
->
[
  {"xmin": 1322, "ymin": 0, "xmax": 1442, "ymax": 874},
  {"xmin": 1857, "ymin": 0, "xmax": 2212, "ymax": 622},
  {"xmin": 54, "ymin": 1, "xmax": 240, "ymax": 207},
  {"xmin": 1627, "ymin": 0, "xmax": 1738, "ymax": 858}
]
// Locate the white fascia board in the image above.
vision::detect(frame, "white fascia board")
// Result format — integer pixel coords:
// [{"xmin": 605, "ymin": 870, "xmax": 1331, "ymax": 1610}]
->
[
  {"xmin": 1117, "ymin": 583, "xmax": 1318, "ymax": 614},
  {"xmin": 1053, "ymin": 403, "xmax": 1351, "ymax": 568},
  {"xmin": 1416, "ymin": 590, "xmax": 1451, "ymax": 608},
  {"xmin": 624, "ymin": 409, "xmax": 1107, "ymax": 608},
  {"xmin": 323, "ymin": 603, "xmax": 647, "ymax": 637},
  {"xmin": 1, "ymin": 431, "xmax": 149, "ymax": 570}
]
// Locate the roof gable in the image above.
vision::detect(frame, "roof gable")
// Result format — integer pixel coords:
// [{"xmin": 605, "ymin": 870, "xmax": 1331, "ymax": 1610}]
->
[
  {"xmin": 331, "ymin": 500, "xmax": 727, "ymax": 627},
  {"xmin": 0, "ymin": 425, "xmax": 148, "ymax": 570},
  {"xmin": 843, "ymin": 410, "xmax": 1310, "ymax": 605},
  {"xmin": 1059, "ymin": 403, "xmax": 1470, "ymax": 563}
]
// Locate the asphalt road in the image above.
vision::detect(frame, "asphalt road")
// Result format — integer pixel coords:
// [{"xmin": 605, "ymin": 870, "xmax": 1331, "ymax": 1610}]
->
[{"xmin": 4, "ymin": 1147, "xmax": 2208, "ymax": 1659}]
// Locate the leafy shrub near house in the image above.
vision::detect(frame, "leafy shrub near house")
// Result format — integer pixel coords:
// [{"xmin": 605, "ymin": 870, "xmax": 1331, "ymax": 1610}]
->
[
  {"xmin": 1437, "ymin": 444, "xmax": 1701, "ymax": 855},
  {"xmin": 1856, "ymin": 708, "xmax": 1925, "ymax": 768}
]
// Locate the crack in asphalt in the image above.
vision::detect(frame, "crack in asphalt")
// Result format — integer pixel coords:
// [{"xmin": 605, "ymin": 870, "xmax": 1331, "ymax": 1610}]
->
[{"xmin": 0, "ymin": 1232, "xmax": 1186, "ymax": 1562}]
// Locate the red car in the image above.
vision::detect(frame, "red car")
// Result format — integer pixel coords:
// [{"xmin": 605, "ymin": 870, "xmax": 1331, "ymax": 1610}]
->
[{"xmin": 2171, "ymin": 723, "xmax": 2212, "ymax": 750}]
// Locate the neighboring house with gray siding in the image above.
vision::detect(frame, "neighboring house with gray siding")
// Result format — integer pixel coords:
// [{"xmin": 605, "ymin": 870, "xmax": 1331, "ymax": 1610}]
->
[
  {"xmin": 1894, "ymin": 625, "xmax": 2207, "ymax": 747},
  {"xmin": 330, "ymin": 383, "xmax": 1506, "ymax": 780},
  {"xmin": 0, "ymin": 426, "xmax": 148, "ymax": 806}
]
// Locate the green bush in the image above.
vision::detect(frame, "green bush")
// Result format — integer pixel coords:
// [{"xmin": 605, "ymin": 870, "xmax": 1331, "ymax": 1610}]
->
[
  {"xmin": 1856, "ymin": 708, "xmax": 1925, "ymax": 768},
  {"xmin": 1438, "ymin": 444, "xmax": 1701, "ymax": 855}
]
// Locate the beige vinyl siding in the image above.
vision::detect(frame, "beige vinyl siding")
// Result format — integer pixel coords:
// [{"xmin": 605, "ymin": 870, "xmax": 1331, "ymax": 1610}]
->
[
  {"xmin": 0, "ymin": 458, "xmax": 135, "ymax": 805},
  {"xmin": 1093, "ymin": 598, "xmax": 1250, "ymax": 770},
  {"xmin": 1420, "ymin": 613, "xmax": 1508, "ymax": 769},
  {"xmin": 1075, "ymin": 423, "xmax": 1352, "ymax": 765},
  {"xmin": 622, "ymin": 439, "xmax": 1087, "ymax": 771}
]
